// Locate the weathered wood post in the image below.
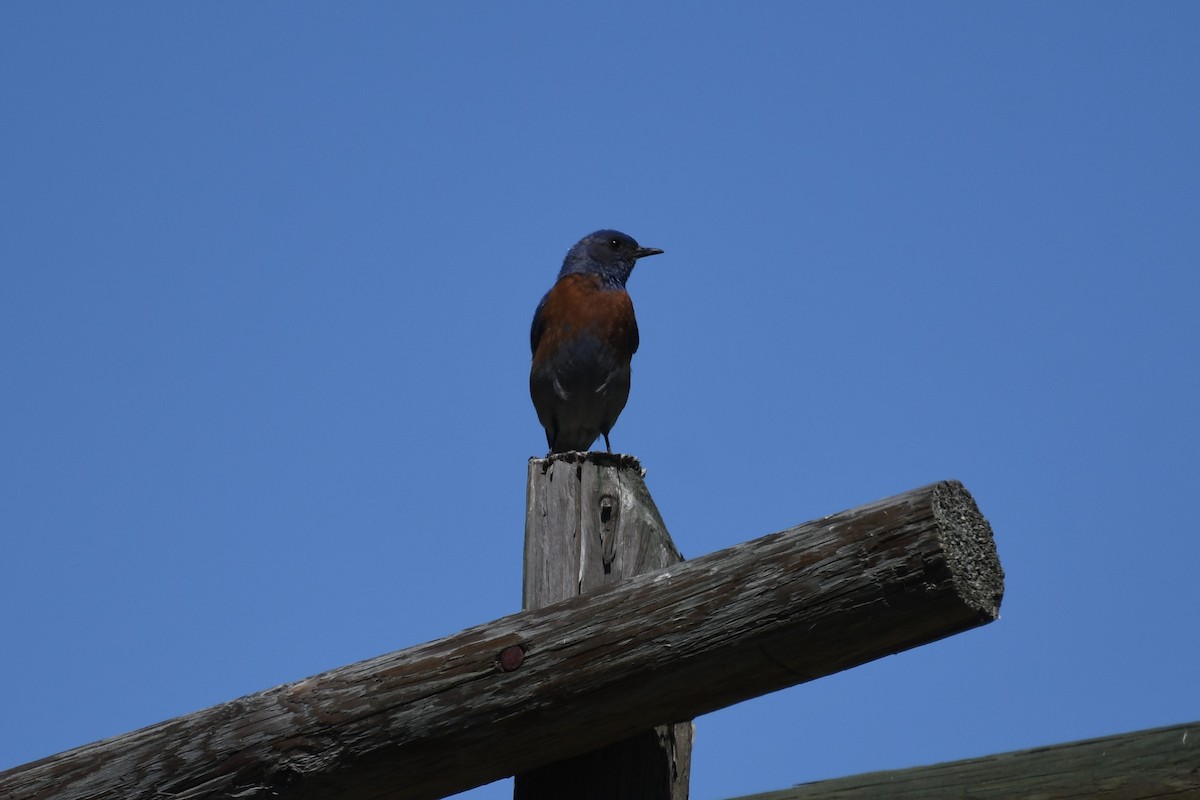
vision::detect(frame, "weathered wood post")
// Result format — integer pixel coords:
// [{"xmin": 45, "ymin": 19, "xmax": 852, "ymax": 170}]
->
[{"xmin": 516, "ymin": 451, "xmax": 693, "ymax": 800}]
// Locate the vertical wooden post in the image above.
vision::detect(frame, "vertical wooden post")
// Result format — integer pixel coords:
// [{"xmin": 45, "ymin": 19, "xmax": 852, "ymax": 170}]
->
[{"xmin": 516, "ymin": 452, "xmax": 693, "ymax": 800}]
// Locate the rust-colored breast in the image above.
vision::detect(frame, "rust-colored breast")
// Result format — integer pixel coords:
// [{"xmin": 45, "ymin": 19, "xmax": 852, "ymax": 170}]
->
[{"xmin": 531, "ymin": 273, "xmax": 638, "ymax": 365}]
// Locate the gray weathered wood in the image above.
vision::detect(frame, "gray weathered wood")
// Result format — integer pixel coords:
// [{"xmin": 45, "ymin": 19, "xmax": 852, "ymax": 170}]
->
[
  {"xmin": 522, "ymin": 453, "xmax": 684, "ymax": 603},
  {"xmin": 732, "ymin": 720, "xmax": 1198, "ymax": 800},
  {"xmin": 516, "ymin": 452, "xmax": 692, "ymax": 800},
  {"xmin": 0, "ymin": 480, "xmax": 1003, "ymax": 800}
]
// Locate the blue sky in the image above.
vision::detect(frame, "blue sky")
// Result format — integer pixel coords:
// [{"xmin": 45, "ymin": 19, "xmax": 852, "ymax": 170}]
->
[{"xmin": 2, "ymin": 3, "xmax": 1197, "ymax": 798}]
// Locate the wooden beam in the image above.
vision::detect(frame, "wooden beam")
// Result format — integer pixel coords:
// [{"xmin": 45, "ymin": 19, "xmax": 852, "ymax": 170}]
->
[
  {"xmin": 515, "ymin": 453, "xmax": 692, "ymax": 800},
  {"xmin": 0, "ymin": 480, "xmax": 1003, "ymax": 800},
  {"xmin": 732, "ymin": 720, "xmax": 1199, "ymax": 800}
]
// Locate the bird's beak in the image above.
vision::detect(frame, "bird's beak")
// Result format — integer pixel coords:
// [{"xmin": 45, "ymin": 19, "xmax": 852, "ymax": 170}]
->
[{"xmin": 635, "ymin": 247, "xmax": 664, "ymax": 260}]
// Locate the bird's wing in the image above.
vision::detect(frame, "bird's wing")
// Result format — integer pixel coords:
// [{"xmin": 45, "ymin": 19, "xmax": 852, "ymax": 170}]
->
[{"xmin": 530, "ymin": 292, "xmax": 550, "ymax": 355}]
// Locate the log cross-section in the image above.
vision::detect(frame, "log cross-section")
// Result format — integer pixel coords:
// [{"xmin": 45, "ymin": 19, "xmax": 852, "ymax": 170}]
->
[{"xmin": 0, "ymin": 480, "xmax": 1003, "ymax": 800}]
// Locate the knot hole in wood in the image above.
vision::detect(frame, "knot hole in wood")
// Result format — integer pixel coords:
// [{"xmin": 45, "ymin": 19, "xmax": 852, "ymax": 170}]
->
[{"xmin": 599, "ymin": 494, "xmax": 618, "ymax": 573}]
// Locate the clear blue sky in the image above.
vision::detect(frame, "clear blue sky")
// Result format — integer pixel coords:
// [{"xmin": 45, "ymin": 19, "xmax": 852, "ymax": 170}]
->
[{"xmin": 2, "ymin": 3, "xmax": 1197, "ymax": 798}]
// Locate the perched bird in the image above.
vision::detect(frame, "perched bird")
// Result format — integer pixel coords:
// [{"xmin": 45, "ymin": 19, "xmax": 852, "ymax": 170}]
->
[{"xmin": 530, "ymin": 230, "xmax": 663, "ymax": 454}]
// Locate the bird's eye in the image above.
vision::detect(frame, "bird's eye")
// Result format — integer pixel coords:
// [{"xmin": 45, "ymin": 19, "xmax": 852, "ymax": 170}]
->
[{"xmin": 609, "ymin": 239, "xmax": 621, "ymax": 249}]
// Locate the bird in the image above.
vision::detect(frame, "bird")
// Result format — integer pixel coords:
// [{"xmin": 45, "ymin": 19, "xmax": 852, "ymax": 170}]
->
[{"xmin": 530, "ymin": 230, "xmax": 663, "ymax": 454}]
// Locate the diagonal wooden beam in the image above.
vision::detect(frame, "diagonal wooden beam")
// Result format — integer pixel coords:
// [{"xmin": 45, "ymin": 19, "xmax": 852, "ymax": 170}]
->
[
  {"xmin": 0, "ymin": 480, "xmax": 1003, "ymax": 800},
  {"xmin": 732, "ymin": 720, "xmax": 1199, "ymax": 800}
]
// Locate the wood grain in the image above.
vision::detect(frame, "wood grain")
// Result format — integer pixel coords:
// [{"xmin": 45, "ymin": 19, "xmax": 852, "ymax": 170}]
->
[
  {"xmin": 734, "ymin": 720, "xmax": 1198, "ymax": 800},
  {"xmin": 516, "ymin": 452, "xmax": 692, "ymax": 800},
  {"xmin": 0, "ymin": 480, "xmax": 1002, "ymax": 800}
]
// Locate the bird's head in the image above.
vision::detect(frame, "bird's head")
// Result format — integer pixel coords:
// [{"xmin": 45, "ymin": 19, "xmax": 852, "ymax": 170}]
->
[{"xmin": 558, "ymin": 229, "xmax": 663, "ymax": 288}]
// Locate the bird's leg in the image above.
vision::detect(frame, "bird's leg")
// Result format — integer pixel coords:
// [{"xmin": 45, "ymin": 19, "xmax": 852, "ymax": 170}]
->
[{"xmin": 603, "ymin": 432, "xmax": 612, "ymax": 453}]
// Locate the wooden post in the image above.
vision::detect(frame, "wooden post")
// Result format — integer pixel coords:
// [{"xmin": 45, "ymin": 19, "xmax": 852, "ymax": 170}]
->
[
  {"xmin": 516, "ymin": 452, "xmax": 693, "ymax": 800},
  {"xmin": 0, "ymin": 480, "xmax": 1002, "ymax": 800}
]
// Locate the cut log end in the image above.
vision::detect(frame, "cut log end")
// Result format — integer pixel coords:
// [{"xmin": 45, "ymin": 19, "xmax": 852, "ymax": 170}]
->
[
  {"xmin": 529, "ymin": 451, "xmax": 645, "ymax": 475},
  {"xmin": 932, "ymin": 480, "xmax": 1005, "ymax": 621}
]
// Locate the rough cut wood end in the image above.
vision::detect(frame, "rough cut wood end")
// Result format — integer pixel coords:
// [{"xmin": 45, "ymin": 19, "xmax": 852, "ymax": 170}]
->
[{"xmin": 932, "ymin": 480, "xmax": 1004, "ymax": 620}]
